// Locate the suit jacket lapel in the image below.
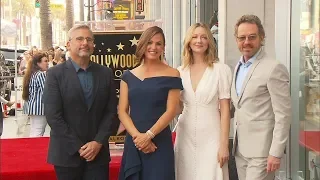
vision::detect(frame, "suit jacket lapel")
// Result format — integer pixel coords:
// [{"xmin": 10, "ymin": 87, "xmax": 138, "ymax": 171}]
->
[
  {"xmin": 231, "ymin": 63, "xmax": 240, "ymax": 105},
  {"xmin": 237, "ymin": 50, "xmax": 265, "ymax": 103},
  {"xmin": 88, "ymin": 64, "xmax": 100, "ymax": 110},
  {"xmin": 65, "ymin": 60, "xmax": 87, "ymax": 107}
]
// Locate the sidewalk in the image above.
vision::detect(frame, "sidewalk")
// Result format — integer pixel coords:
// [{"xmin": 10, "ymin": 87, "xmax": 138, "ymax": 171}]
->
[{"xmin": 1, "ymin": 111, "xmax": 50, "ymax": 139}]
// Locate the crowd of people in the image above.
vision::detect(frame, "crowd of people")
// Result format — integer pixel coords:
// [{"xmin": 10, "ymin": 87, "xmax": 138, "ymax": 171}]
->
[
  {"xmin": 2, "ymin": 14, "xmax": 292, "ymax": 180},
  {"xmin": 19, "ymin": 46, "xmax": 67, "ymax": 75},
  {"xmin": 1, "ymin": 46, "xmax": 66, "ymax": 118},
  {"xmin": 15, "ymin": 45, "xmax": 68, "ymax": 137},
  {"xmin": 0, "ymin": 45, "xmax": 69, "ymax": 135}
]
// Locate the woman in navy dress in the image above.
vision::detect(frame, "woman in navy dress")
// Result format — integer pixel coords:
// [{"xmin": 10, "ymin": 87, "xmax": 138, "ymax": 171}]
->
[{"xmin": 118, "ymin": 26, "xmax": 183, "ymax": 180}]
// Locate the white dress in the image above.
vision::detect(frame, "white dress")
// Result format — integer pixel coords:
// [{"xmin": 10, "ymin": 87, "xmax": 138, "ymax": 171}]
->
[{"xmin": 175, "ymin": 62, "xmax": 232, "ymax": 180}]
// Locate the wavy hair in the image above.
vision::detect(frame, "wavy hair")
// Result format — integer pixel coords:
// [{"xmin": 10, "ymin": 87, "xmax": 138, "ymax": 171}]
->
[
  {"xmin": 22, "ymin": 53, "xmax": 47, "ymax": 100},
  {"xmin": 182, "ymin": 23, "xmax": 218, "ymax": 69},
  {"xmin": 234, "ymin": 14, "xmax": 265, "ymax": 45},
  {"xmin": 135, "ymin": 26, "xmax": 165, "ymax": 64}
]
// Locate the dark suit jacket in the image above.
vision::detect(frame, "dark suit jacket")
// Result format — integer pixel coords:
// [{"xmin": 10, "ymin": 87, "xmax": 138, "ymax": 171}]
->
[{"xmin": 43, "ymin": 60, "xmax": 118, "ymax": 167}]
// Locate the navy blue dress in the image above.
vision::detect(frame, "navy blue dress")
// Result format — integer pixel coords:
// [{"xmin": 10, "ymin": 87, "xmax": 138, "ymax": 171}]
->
[{"xmin": 119, "ymin": 70, "xmax": 183, "ymax": 180}]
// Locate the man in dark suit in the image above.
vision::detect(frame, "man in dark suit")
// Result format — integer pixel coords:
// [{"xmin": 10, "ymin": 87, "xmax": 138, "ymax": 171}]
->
[{"xmin": 43, "ymin": 24, "xmax": 117, "ymax": 180}]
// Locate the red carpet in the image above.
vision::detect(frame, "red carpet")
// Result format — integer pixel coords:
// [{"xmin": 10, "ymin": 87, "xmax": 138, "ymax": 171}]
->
[{"xmin": 0, "ymin": 137, "xmax": 122, "ymax": 180}]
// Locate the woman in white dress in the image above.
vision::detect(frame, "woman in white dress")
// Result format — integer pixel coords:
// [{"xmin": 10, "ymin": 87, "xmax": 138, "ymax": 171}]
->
[{"xmin": 175, "ymin": 23, "xmax": 232, "ymax": 180}]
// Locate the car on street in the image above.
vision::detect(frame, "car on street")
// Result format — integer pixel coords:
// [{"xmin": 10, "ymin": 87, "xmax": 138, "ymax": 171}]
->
[{"xmin": 0, "ymin": 46, "xmax": 27, "ymax": 100}]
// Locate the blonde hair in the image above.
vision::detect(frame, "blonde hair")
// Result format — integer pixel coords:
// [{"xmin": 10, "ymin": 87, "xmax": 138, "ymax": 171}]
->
[
  {"xmin": 182, "ymin": 23, "xmax": 218, "ymax": 69},
  {"xmin": 135, "ymin": 26, "xmax": 165, "ymax": 64}
]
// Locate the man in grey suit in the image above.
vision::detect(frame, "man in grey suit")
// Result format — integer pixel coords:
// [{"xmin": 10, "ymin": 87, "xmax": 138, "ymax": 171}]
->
[
  {"xmin": 43, "ymin": 24, "xmax": 117, "ymax": 180},
  {"xmin": 231, "ymin": 15, "xmax": 292, "ymax": 180}
]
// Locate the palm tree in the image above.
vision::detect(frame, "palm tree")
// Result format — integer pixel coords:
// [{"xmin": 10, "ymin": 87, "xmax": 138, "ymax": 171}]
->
[
  {"xmin": 51, "ymin": 4, "xmax": 66, "ymax": 45},
  {"xmin": 12, "ymin": 0, "xmax": 35, "ymax": 46},
  {"xmin": 65, "ymin": 0, "xmax": 74, "ymax": 34},
  {"xmin": 51, "ymin": 4, "xmax": 65, "ymax": 20},
  {"xmin": 39, "ymin": 0, "xmax": 53, "ymax": 50}
]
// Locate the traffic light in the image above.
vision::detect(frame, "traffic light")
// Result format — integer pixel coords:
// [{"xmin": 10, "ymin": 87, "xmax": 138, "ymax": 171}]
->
[{"xmin": 35, "ymin": 0, "xmax": 40, "ymax": 8}]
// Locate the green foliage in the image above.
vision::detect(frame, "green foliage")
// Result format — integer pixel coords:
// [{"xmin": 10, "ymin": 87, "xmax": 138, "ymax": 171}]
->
[
  {"xmin": 50, "ymin": 5, "xmax": 65, "ymax": 20},
  {"xmin": 11, "ymin": 0, "xmax": 35, "ymax": 16}
]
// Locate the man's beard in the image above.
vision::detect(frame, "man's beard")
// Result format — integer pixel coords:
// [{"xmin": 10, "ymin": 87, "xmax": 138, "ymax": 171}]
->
[{"xmin": 78, "ymin": 51, "xmax": 92, "ymax": 57}]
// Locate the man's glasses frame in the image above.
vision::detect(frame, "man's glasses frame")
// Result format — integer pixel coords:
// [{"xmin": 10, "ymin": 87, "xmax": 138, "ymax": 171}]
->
[
  {"xmin": 70, "ymin": 36, "xmax": 94, "ymax": 43},
  {"xmin": 236, "ymin": 34, "xmax": 258, "ymax": 42}
]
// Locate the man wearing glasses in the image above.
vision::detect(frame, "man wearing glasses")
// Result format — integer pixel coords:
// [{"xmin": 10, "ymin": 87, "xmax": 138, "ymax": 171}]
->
[
  {"xmin": 43, "ymin": 24, "xmax": 118, "ymax": 180},
  {"xmin": 231, "ymin": 15, "xmax": 292, "ymax": 180}
]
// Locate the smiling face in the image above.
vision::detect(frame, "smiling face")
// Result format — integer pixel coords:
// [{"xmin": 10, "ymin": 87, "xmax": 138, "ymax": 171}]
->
[
  {"xmin": 144, "ymin": 33, "xmax": 165, "ymax": 61},
  {"xmin": 67, "ymin": 28, "xmax": 94, "ymax": 59},
  {"xmin": 236, "ymin": 23, "xmax": 264, "ymax": 61},
  {"xmin": 189, "ymin": 27, "xmax": 209, "ymax": 55}
]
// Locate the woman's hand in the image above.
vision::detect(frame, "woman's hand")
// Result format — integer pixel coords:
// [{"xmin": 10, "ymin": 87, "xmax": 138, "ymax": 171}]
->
[
  {"xmin": 218, "ymin": 145, "xmax": 229, "ymax": 168},
  {"xmin": 140, "ymin": 141, "xmax": 157, "ymax": 154},
  {"xmin": 132, "ymin": 133, "xmax": 152, "ymax": 150}
]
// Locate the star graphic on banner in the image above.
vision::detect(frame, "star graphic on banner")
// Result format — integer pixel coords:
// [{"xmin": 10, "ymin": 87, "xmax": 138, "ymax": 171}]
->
[
  {"xmin": 129, "ymin": 36, "xmax": 139, "ymax": 46},
  {"xmin": 107, "ymin": 48, "xmax": 112, "ymax": 52},
  {"xmin": 99, "ymin": 49, "xmax": 101, "ymax": 52},
  {"xmin": 101, "ymin": 42, "xmax": 104, "ymax": 46},
  {"xmin": 116, "ymin": 42, "xmax": 124, "ymax": 50}
]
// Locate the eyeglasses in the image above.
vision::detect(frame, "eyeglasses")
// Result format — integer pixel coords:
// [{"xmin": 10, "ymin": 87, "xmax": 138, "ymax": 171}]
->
[
  {"xmin": 236, "ymin": 35, "xmax": 258, "ymax": 42},
  {"xmin": 71, "ymin": 36, "xmax": 94, "ymax": 43}
]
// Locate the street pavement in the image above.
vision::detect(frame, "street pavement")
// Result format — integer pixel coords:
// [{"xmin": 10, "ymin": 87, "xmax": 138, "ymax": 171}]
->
[{"xmin": 1, "ymin": 111, "xmax": 50, "ymax": 139}]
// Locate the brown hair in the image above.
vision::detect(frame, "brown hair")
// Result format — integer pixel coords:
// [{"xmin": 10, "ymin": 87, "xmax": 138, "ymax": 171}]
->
[
  {"xmin": 22, "ymin": 53, "xmax": 47, "ymax": 100},
  {"xmin": 182, "ymin": 23, "xmax": 218, "ymax": 69},
  {"xmin": 135, "ymin": 26, "xmax": 165, "ymax": 64},
  {"xmin": 234, "ymin": 14, "xmax": 265, "ymax": 40}
]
